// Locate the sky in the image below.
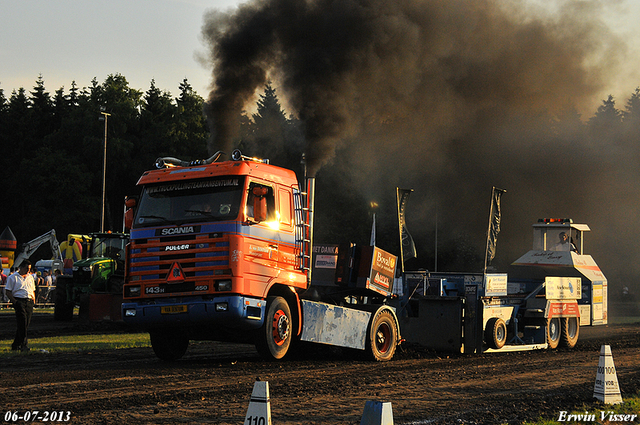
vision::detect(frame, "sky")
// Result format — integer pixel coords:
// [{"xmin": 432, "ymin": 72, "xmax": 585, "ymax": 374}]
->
[
  {"xmin": 0, "ymin": 0, "xmax": 240, "ymax": 99},
  {"xmin": 1, "ymin": 0, "xmax": 639, "ymax": 113}
]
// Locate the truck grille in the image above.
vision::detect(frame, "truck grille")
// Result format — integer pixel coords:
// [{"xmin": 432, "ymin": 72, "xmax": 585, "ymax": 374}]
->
[{"xmin": 129, "ymin": 232, "xmax": 229, "ymax": 282}]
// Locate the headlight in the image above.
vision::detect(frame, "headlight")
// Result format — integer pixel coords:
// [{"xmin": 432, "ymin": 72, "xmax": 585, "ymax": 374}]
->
[
  {"xmin": 215, "ymin": 302, "xmax": 228, "ymax": 312},
  {"xmin": 83, "ymin": 266, "xmax": 92, "ymax": 272},
  {"xmin": 124, "ymin": 309, "xmax": 137, "ymax": 317},
  {"xmin": 215, "ymin": 280, "xmax": 232, "ymax": 291}
]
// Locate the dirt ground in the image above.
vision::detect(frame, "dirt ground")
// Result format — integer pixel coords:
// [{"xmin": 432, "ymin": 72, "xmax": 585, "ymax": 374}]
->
[{"xmin": 0, "ymin": 311, "xmax": 639, "ymax": 425}]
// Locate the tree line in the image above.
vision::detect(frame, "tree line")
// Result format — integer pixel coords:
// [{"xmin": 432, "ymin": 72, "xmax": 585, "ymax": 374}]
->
[
  {"xmin": 1, "ymin": 74, "xmax": 639, "ymax": 273},
  {"xmin": 0, "ymin": 75, "xmax": 334, "ymax": 248}
]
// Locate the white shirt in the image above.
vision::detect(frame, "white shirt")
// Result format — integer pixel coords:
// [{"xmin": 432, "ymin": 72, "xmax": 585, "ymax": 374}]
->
[{"xmin": 6, "ymin": 272, "xmax": 36, "ymax": 300}]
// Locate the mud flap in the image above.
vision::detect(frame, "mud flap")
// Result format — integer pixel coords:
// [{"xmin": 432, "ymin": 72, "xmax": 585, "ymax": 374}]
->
[{"xmin": 300, "ymin": 300, "xmax": 371, "ymax": 350}]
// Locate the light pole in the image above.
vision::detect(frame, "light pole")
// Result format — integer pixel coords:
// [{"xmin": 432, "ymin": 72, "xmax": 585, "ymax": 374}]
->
[{"xmin": 100, "ymin": 110, "xmax": 111, "ymax": 232}]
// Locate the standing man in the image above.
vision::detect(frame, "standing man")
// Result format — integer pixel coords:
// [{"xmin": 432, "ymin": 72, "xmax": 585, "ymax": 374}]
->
[
  {"xmin": 6, "ymin": 260, "xmax": 36, "ymax": 352},
  {"xmin": 41, "ymin": 269, "xmax": 53, "ymax": 303}
]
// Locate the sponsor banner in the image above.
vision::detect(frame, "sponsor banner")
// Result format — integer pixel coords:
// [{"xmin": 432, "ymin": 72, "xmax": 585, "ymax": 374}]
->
[
  {"xmin": 593, "ymin": 283, "xmax": 603, "ymax": 303},
  {"xmin": 484, "ymin": 273, "xmax": 508, "ymax": 296},
  {"xmin": 312, "ymin": 244, "xmax": 339, "ymax": 286},
  {"xmin": 369, "ymin": 247, "xmax": 397, "ymax": 291},
  {"xmin": 547, "ymin": 301, "xmax": 580, "ymax": 318},
  {"xmin": 546, "ymin": 276, "xmax": 582, "ymax": 299},
  {"xmin": 147, "ymin": 178, "xmax": 239, "ymax": 194},
  {"xmin": 315, "ymin": 254, "xmax": 337, "ymax": 269},
  {"xmin": 313, "ymin": 245, "xmax": 339, "ymax": 255}
]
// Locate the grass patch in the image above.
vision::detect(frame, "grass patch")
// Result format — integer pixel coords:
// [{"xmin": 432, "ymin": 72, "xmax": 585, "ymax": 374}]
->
[
  {"xmin": 525, "ymin": 392, "xmax": 640, "ymax": 424},
  {"xmin": 0, "ymin": 333, "xmax": 150, "ymax": 355}
]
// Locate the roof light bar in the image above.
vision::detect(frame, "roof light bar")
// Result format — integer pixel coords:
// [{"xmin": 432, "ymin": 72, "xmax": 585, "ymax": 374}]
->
[{"xmin": 538, "ymin": 218, "xmax": 573, "ymax": 223}]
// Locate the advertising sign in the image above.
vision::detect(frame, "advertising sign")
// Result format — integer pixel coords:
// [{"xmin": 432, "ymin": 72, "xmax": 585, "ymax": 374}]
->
[
  {"xmin": 370, "ymin": 247, "xmax": 397, "ymax": 291},
  {"xmin": 547, "ymin": 301, "xmax": 580, "ymax": 318},
  {"xmin": 484, "ymin": 273, "xmax": 508, "ymax": 297},
  {"xmin": 356, "ymin": 246, "xmax": 398, "ymax": 296},
  {"xmin": 545, "ymin": 277, "xmax": 581, "ymax": 300},
  {"xmin": 311, "ymin": 244, "xmax": 339, "ymax": 287}
]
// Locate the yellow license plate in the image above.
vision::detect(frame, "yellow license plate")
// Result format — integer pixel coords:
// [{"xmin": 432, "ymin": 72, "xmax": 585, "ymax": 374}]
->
[{"xmin": 161, "ymin": 305, "xmax": 187, "ymax": 314}]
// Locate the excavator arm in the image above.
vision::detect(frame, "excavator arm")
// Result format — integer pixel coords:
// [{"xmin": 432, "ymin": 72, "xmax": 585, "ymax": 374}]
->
[{"xmin": 13, "ymin": 229, "xmax": 63, "ymax": 269}]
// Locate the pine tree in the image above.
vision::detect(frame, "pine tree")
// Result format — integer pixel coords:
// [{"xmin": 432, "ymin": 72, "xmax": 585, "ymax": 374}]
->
[
  {"xmin": 588, "ymin": 95, "xmax": 622, "ymax": 143},
  {"xmin": 173, "ymin": 79, "xmax": 208, "ymax": 159},
  {"xmin": 242, "ymin": 82, "xmax": 304, "ymax": 172}
]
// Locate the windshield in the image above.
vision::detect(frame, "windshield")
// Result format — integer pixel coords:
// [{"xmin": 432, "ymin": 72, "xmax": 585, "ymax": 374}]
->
[
  {"xmin": 133, "ymin": 177, "xmax": 244, "ymax": 228},
  {"xmin": 91, "ymin": 236, "xmax": 128, "ymax": 259}
]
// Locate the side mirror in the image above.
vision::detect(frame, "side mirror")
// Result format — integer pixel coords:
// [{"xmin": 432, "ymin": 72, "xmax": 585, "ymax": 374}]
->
[
  {"xmin": 124, "ymin": 196, "xmax": 137, "ymax": 231},
  {"xmin": 252, "ymin": 187, "xmax": 268, "ymax": 222}
]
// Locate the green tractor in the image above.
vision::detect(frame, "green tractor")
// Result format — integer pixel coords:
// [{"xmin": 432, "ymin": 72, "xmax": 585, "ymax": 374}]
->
[{"xmin": 54, "ymin": 232, "xmax": 129, "ymax": 321}]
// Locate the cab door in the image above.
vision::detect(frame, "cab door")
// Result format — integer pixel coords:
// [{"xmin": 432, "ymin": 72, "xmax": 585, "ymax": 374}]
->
[
  {"xmin": 243, "ymin": 182, "xmax": 278, "ymax": 294},
  {"xmin": 276, "ymin": 188, "xmax": 297, "ymax": 272}
]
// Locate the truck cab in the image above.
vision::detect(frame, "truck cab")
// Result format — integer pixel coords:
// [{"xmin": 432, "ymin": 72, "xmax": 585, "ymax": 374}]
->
[{"xmin": 122, "ymin": 150, "xmax": 312, "ymax": 360}]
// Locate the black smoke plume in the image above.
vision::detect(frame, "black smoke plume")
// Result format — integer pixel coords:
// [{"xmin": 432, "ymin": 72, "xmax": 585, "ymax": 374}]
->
[
  {"xmin": 202, "ymin": 0, "xmax": 617, "ymax": 173},
  {"xmin": 202, "ymin": 0, "xmax": 639, "ymax": 304}
]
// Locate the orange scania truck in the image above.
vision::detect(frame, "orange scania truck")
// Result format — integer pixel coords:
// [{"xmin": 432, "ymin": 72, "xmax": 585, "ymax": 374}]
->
[{"xmin": 122, "ymin": 150, "xmax": 400, "ymax": 361}]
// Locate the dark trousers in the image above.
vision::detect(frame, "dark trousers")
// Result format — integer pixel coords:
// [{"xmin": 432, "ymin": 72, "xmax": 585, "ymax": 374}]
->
[{"xmin": 12, "ymin": 298, "xmax": 34, "ymax": 350}]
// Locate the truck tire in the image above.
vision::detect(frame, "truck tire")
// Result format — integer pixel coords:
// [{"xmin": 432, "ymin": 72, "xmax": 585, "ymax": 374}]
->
[
  {"xmin": 484, "ymin": 317, "xmax": 507, "ymax": 349},
  {"xmin": 546, "ymin": 318, "xmax": 561, "ymax": 349},
  {"xmin": 367, "ymin": 309, "xmax": 398, "ymax": 362},
  {"xmin": 53, "ymin": 276, "xmax": 74, "ymax": 322},
  {"xmin": 255, "ymin": 296, "xmax": 292, "ymax": 360},
  {"xmin": 150, "ymin": 330, "xmax": 189, "ymax": 361},
  {"xmin": 560, "ymin": 317, "xmax": 580, "ymax": 348}
]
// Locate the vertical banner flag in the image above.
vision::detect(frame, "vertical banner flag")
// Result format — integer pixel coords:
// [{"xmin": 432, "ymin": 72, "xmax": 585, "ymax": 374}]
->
[
  {"xmin": 397, "ymin": 188, "xmax": 417, "ymax": 264},
  {"xmin": 370, "ymin": 213, "xmax": 376, "ymax": 246},
  {"xmin": 486, "ymin": 187, "xmax": 506, "ymax": 266}
]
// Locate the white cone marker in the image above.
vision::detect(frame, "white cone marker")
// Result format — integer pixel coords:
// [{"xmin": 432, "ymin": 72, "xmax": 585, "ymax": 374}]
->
[
  {"xmin": 593, "ymin": 345, "xmax": 623, "ymax": 404},
  {"xmin": 360, "ymin": 400, "xmax": 394, "ymax": 425},
  {"xmin": 244, "ymin": 381, "xmax": 272, "ymax": 425}
]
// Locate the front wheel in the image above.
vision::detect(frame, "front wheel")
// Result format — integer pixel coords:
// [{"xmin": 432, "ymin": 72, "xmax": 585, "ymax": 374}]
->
[
  {"xmin": 546, "ymin": 317, "xmax": 561, "ymax": 349},
  {"xmin": 255, "ymin": 296, "xmax": 292, "ymax": 360},
  {"xmin": 367, "ymin": 310, "xmax": 398, "ymax": 361},
  {"xmin": 560, "ymin": 317, "xmax": 580, "ymax": 348},
  {"xmin": 150, "ymin": 330, "xmax": 189, "ymax": 361}
]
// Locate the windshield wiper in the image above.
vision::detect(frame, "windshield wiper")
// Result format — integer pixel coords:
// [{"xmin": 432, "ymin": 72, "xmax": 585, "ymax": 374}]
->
[
  {"xmin": 184, "ymin": 209, "xmax": 214, "ymax": 217},
  {"xmin": 139, "ymin": 214, "xmax": 171, "ymax": 224}
]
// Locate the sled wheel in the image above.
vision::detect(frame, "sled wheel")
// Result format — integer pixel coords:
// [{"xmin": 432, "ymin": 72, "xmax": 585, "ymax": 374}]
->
[
  {"xmin": 484, "ymin": 317, "xmax": 507, "ymax": 349},
  {"xmin": 546, "ymin": 317, "xmax": 561, "ymax": 349},
  {"xmin": 560, "ymin": 317, "xmax": 580, "ymax": 348},
  {"xmin": 367, "ymin": 310, "xmax": 398, "ymax": 362},
  {"xmin": 150, "ymin": 330, "xmax": 189, "ymax": 361},
  {"xmin": 256, "ymin": 296, "xmax": 292, "ymax": 360}
]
